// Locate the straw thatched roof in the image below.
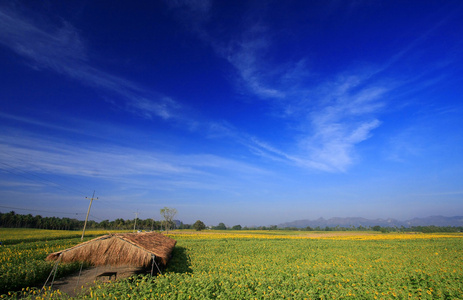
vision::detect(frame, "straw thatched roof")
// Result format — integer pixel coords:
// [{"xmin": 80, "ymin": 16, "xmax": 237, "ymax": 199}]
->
[{"xmin": 46, "ymin": 232, "xmax": 176, "ymax": 267}]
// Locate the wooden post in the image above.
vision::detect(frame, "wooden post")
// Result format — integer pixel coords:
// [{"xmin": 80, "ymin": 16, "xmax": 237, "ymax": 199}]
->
[{"xmin": 81, "ymin": 191, "xmax": 97, "ymax": 241}]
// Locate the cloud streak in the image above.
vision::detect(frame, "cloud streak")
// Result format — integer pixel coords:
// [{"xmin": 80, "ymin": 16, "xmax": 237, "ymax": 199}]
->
[
  {"xmin": 0, "ymin": 4, "xmax": 180, "ymax": 121},
  {"xmin": 0, "ymin": 129, "xmax": 271, "ymax": 194},
  {"xmin": 5, "ymin": 2, "xmax": 438, "ymax": 174},
  {"xmin": 221, "ymin": 25, "xmax": 286, "ymax": 99},
  {"xmin": 0, "ymin": 3, "xmax": 387, "ymax": 173},
  {"xmin": 164, "ymin": 2, "xmax": 389, "ymax": 172}
]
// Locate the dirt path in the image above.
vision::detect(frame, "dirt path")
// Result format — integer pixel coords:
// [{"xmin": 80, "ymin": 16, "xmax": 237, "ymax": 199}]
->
[{"xmin": 49, "ymin": 265, "xmax": 146, "ymax": 297}]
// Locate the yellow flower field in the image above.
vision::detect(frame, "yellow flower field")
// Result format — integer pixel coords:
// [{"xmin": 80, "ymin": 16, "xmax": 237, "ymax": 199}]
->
[
  {"xmin": 89, "ymin": 232, "xmax": 463, "ymax": 299},
  {"xmin": 167, "ymin": 230, "xmax": 462, "ymax": 240},
  {"xmin": 1, "ymin": 229, "xmax": 462, "ymax": 299},
  {"xmin": 0, "ymin": 229, "xmax": 129, "ymax": 295},
  {"xmin": 0, "ymin": 228, "xmax": 131, "ymax": 245}
]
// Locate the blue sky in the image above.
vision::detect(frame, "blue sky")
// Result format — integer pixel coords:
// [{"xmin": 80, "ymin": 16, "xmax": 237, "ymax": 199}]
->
[{"xmin": 1, "ymin": 1, "xmax": 462, "ymax": 227}]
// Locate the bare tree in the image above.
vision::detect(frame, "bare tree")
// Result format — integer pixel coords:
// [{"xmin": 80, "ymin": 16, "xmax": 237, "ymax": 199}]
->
[{"xmin": 160, "ymin": 207, "xmax": 177, "ymax": 233}]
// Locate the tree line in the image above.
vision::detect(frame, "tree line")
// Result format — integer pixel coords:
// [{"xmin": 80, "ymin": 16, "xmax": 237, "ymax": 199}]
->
[
  {"xmin": 0, "ymin": 211, "xmax": 175, "ymax": 231},
  {"xmin": 1, "ymin": 211, "xmax": 462, "ymax": 233}
]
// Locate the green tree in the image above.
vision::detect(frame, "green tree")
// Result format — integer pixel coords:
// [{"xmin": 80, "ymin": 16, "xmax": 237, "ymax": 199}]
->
[
  {"xmin": 179, "ymin": 223, "xmax": 192, "ymax": 229},
  {"xmin": 160, "ymin": 207, "xmax": 177, "ymax": 233},
  {"xmin": 100, "ymin": 220, "xmax": 110, "ymax": 229},
  {"xmin": 214, "ymin": 222, "xmax": 227, "ymax": 230},
  {"xmin": 372, "ymin": 225, "xmax": 381, "ymax": 231},
  {"xmin": 232, "ymin": 224, "xmax": 242, "ymax": 230},
  {"xmin": 193, "ymin": 220, "xmax": 206, "ymax": 231}
]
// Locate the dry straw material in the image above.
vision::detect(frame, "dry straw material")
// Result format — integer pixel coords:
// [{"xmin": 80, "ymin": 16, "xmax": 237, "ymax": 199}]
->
[{"xmin": 46, "ymin": 232, "xmax": 176, "ymax": 267}]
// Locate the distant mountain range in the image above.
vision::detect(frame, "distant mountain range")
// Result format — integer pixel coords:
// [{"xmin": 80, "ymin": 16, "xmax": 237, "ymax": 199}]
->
[{"xmin": 278, "ymin": 216, "xmax": 463, "ymax": 228}]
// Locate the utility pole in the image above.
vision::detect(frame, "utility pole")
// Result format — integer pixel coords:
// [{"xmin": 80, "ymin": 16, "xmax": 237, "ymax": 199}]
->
[
  {"xmin": 133, "ymin": 210, "xmax": 139, "ymax": 233},
  {"xmin": 81, "ymin": 191, "xmax": 97, "ymax": 241}
]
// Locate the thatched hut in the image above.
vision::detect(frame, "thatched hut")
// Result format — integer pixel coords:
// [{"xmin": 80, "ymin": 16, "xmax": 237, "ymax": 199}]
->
[{"xmin": 46, "ymin": 232, "xmax": 176, "ymax": 268}]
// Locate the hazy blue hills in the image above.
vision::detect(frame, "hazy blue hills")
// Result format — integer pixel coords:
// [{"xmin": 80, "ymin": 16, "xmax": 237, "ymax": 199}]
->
[{"xmin": 278, "ymin": 216, "xmax": 463, "ymax": 228}]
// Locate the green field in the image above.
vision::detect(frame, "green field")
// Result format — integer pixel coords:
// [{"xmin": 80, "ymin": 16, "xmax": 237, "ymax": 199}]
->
[{"xmin": 1, "ymin": 230, "xmax": 462, "ymax": 299}]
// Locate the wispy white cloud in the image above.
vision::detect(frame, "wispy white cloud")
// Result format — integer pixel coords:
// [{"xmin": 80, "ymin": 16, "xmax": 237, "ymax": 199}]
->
[
  {"xmin": 164, "ymin": 2, "xmax": 285, "ymax": 99},
  {"xmin": 295, "ymin": 74, "xmax": 387, "ymax": 170},
  {"xmin": 306, "ymin": 119, "xmax": 381, "ymax": 171},
  {"xmin": 4, "ymin": 2, "xmax": 445, "ymax": 175},
  {"xmin": 0, "ymin": 112, "xmax": 86, "ymax": 135},
  {"xmin": 233, "ymin": 67, "xmax": 387, "ymax": 172},
  {"xmin": 0, "ymin": 130, "xmax": 271, "ymax": 193},
  {"xmin": 0, "ymin": 135, "xmax": 194, "ymax": 179},
  {"xmin": 0, "ymin": 6, "xmax": 87, "ymax": 69},
  {"xmin": 221, "ymin": 25, "xmax": 285, "ymax": 99},
  {"xmin": 0, "ymin": 4, "xmax": 181, "ymax": 121},
  {"xmin": 0, "ymin": 180, "xmax": 43, "ymax": 188},
  {"xmin": 247, "ymin": 137, "xmax": 332, "ymax": 171},
  {"xmin": 128, "ymin": 97, "xmax": 180, "ymax": 120},
  {"xmin": 163, "ymin": 2, "xmax": 390, "ymax": 172}
]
